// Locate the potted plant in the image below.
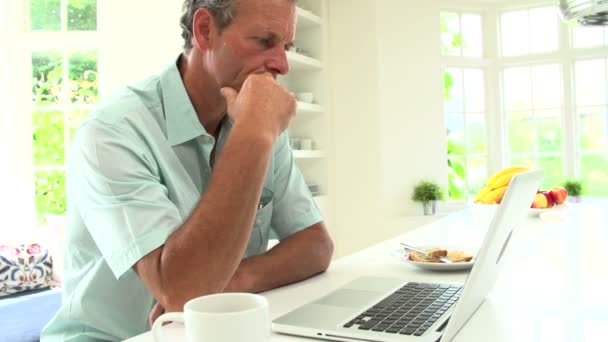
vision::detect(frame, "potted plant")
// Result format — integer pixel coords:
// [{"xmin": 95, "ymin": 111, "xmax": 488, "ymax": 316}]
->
[
  {"xmin": 412, "ymin": 180, "xmax": 444, "ymax": 215},
  {"xmin": 563, "ymin": 179, "xmax": 583, "ymax": 203}
]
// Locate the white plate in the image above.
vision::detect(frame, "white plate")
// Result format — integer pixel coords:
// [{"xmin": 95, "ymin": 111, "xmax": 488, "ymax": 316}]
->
[
  {"xmin": 390, "ymin": 246, "xmax": 475, "ymax": 272},
  {"xmin": 529, "ymin": 203, "xmax": 568, "ymax": 217}
]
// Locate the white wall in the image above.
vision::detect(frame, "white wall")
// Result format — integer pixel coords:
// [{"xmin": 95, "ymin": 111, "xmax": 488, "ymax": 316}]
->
[
  {"xmin": 97, "ymin": 1, "xmax": 182, "ymax": 95},
  {"xmin": 375, "ymin": 0, "xmax": 447, "ymax": 217},
  {"xmin": 327, "ymin": 0, "xmax": 449, "ymax": 257},
  {"xmin": 327, "ymin": 0, "xmax": 385, "ymax": 257}
]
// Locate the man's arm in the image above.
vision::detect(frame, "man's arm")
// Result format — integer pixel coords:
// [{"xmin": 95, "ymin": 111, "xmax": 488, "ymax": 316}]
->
[
  {"xmin": 149, "ymin": 222, "xmax": 332, "ymax": 326},
  {"xmin": 224, "ymin": 221, "xmax": 334, "ymax": 293},
  {"xmin": 134, "ymin": 74, "xmax": 296, "ymax": 312}
]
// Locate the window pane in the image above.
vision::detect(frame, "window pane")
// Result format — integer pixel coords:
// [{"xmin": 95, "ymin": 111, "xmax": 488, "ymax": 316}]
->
[
  {"xmin": 466, "ymin": 112, "xmax": 487, "ymax": 154},
  {"xmin": 508, "ymin": 156, "xmax": 535, "ymax": 169},
  {"xmin": 464, "ymin": 68, "xmax": 485, "ymax": 112},
  {"xmin": 33, "ymin": 110, "xmax": 65, "ymax": 166},
  {"xmin": 504, "ymin": 67, "xmax": 532, "ymax": 111},
  {"xmin": 538, "ymin": 155, "xmax": 564, "ymax": 189},
  {"xmin": 507, "ymin": 111, "xmax": 535, "ymax": 153},
  {"xmin": 579, "ymin": 107, "xmax": 608, "ymax": 151},
  {"xmin": 575, "ymin": 59, "xmax": 606, "ymax": 107},
  {"xmin": 69, "ymin": 50, "xmax": 98, "ymax": 104},
  {"xmin": 572, "ymin": 26, "xmax": 604, "ymax": 48},
  {"xmin": 68, "ymin": 0, "xmax": 97, "ymax": 31},
  {"xmin": 446, "ymin": 113, "xmax": 465, "ymax": 156},
  {"xmin": 448, "ymin": 156, "xmax": 466, "ymax": 200},
  {"xmin": 467, "ymin": 157, "xmax": 487, "ymax": 196},
  {"xmin": 501, "ymin": 10, "xmax": 529, "ymax": 57},
  {"xmin": 444, "ymin": 68, "xmax": 464, "ymax": 112},
  {"xmin": 441, "ymin": 12, "xmax": 461, "ymax": 56},
  {"xmin": 580, "ymin": 154, "xmax": 608, "ymax": 196},
  {"xmin": 32, "ymin": 51, "xmax": 63, "ymax": 105},
  {"xmin": 35, "ymin": 170, "xmax": 66, "ymax": 220},
  {"xmin": 532, "ymin": 64, "xmax": 562, "ymax": 109},
  {"xmin": 30, "ymin": 0, "xmax": 61, "ymax": 31},
  {"xmin": 69, "ymin": 109, "xmax": 89, "ymax": 139},
  {"xmin": 536, "ymin": 110, "xmax": 563, "ymax": 153},
  {"xmin": 529, "ymin": 7, "xmax": 558, "ymax": 54},
  {"xmin": 462, "ymin": 14, "xmax": 482, "ymax": 57}
]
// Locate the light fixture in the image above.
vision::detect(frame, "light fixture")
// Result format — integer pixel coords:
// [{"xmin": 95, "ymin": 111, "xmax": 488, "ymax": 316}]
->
[{"xmin": 559, "ymin": 0, "xmax": 608, "ymax": 25}]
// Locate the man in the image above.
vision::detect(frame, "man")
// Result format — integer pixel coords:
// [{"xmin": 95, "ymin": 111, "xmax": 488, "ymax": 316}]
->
[{"xmin": 41, "ymin": 0, "xmax": 333, "ymax": 340}]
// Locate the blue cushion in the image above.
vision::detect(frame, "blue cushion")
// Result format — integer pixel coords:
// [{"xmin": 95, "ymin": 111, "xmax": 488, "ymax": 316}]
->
[{"xmin": 0, "ymin": 288, "xmax": 62, "ymax": 342}]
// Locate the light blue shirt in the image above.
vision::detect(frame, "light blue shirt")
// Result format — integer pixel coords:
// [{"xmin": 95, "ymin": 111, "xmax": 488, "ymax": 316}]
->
[{"xmin": 41, "ymin": 57, "xmax": 323, "ymax": 341}]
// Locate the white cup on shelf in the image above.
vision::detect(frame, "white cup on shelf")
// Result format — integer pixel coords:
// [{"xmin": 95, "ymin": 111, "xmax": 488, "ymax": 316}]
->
[
  {"xmin": 152, "ymin": 293, "xmax": 270, "ymax": 342},
  {"xmin": 289, "ymin": 137, "xmax": 301, "ymax": 150},
  {"xmin": 300, "ymin": 138, "xmax": 313, "ymax": 150},
  {"xmin": 296, "ymin": 92, "xmax": 314, "ymax": 103}
]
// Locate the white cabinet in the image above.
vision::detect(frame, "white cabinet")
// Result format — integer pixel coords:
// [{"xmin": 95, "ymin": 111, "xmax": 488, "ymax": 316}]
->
[{"xmin": 280, "ymin": 0, "xmax": 332, "ymax": 227}]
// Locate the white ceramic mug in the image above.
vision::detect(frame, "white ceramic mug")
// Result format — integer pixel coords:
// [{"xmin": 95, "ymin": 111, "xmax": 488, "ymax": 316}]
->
[{"xmin": 152, "ymin": 293, "xmax": 270, "ymax": 342}]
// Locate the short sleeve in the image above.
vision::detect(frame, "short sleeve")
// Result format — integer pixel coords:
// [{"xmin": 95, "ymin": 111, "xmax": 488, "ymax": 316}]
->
[
  {"xmin": 70, "ymin": 120, "xmax": 183, "ymax": 279},
  {"xmin": 270, "ymin": 133, "xmax": 324, "ymax": 240}
]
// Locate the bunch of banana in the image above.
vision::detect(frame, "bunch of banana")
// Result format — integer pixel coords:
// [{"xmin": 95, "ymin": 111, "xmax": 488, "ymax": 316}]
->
[{"xmin": 474, "ymin": 166, "xmax": 530, "ymax": 204}]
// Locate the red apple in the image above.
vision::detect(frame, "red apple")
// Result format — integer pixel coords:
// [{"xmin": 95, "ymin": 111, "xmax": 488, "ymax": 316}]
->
[
  {"xmin": 541, "ymin": 191, "xmax": 555, "ymax": 207},
  {"xmin": 550, "ymin": 186, "xmax": 568, "ymax": 204},
  {"xmin": 531, "ymin": 192, "xmax": 549, "ymax": 208}
]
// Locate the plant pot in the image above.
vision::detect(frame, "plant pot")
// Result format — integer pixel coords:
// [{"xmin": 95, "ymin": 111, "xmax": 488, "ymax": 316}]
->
[
  {"xmin": 422, "ymin": 201, "xmax": 437, "ymax": 215},
  {"xmin": 569, "ymin": 196, "xmax": 581, "ymax": 203}
]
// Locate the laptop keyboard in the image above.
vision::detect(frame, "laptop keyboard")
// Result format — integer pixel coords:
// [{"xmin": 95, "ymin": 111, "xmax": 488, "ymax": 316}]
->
[{"xmin": 343, "ymin": 282, "xmax": 462, "ymax": 336}]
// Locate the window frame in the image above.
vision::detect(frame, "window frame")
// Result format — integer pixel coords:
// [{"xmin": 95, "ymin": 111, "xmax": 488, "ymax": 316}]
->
[
  {"xmin": 0, "ymin": 0, "xmax": 99, "ymax": 235},
  {"xmin": 440, "ymin": 6, "xmax": 498, "ymax": 203}
]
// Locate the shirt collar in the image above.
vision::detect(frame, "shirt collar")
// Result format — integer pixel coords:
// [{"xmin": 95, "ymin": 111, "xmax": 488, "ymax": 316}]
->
[{"xmin": 160, "ymin": 55, "xmax": 206, "ymax": 146}]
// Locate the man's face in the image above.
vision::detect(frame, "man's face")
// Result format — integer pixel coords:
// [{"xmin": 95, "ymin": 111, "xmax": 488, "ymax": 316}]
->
[{"xmin": 205, "ymin": 0, "xmax": 296, "ymax": 90}]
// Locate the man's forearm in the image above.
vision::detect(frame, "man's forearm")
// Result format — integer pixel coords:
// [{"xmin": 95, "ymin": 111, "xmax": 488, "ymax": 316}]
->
[
  {"xmin": 138, "ymin": 126, "xmax": 275, "ymax": 311},
  {"xmin": 223, "ymin": 222, "xmax": 334, "ymax": 293}
]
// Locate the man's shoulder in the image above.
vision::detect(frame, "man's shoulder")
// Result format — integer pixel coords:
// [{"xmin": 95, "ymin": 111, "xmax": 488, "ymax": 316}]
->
[
  {"xmin": 87, "ymin": 75, "xmax": 163, "ymax": 126},
  {"xmin": 79, "ymin": 75, "xmax": 165, "ymax": 138}
]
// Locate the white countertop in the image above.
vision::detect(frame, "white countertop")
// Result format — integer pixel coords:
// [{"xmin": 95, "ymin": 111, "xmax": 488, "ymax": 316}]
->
[{"xmin": 126, "ymin": 201, "xmax": 608, "ymax": 342}]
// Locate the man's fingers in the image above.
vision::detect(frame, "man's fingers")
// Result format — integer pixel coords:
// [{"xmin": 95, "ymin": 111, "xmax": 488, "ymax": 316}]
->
[
  {"xmin": 220, "ymin": 87, "xmax": 238, "ymax": 106},
  {"xmin": 149, "ymin": 302, "xmax": 165, "ymax": 327}
]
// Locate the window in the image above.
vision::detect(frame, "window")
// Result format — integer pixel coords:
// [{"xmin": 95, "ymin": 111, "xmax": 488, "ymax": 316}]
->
[
  {"xmin": 572, "ymin": 26, "xmax": 608, "ymax": 49},
  {"xmin": 441, "ymin": 12, "xmax": 483, "ymax": 58},
  {"xmin": 500, "ymin": 6, "xmax": 559, "ymax": 57},
  {"xmin": 502, "ymin": 64, "xmax": 564, "ymax": 189},
  {"xmin": 574, "ymin": 59, "xmax": 608, "ymax": 196},
  {"xmin": 441, "ymin": 11, "xmax": 487, "ymax": 200},
  {"xmin": 444, "ymin": 68, "xmax": 487, "ymax": 199},
  {"xmin": 27, "ymin": 0, "xmax": 99, "ymax": 223},
  {"xmin": 497, "ymin": 4, "xmax": 608, "ymax": 197}
]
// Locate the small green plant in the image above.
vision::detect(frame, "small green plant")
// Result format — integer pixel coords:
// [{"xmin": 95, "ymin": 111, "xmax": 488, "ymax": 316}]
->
[
  {"xmin": 412, "ymin": 181, "xmax": 444, "ymax": 203},
  {"xmin": 563, "ymin": 179, "xmax": 583, "ymax": 197}
]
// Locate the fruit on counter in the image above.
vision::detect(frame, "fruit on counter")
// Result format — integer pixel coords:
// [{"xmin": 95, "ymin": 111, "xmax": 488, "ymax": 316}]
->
[
  {"xmin": 474, "ymin": 166, "xmax": 530, "ymax": 204},
  {"xmin": 530, "ymin": 187, "xmax": 569, "ymax": 209},
  {"xmin": 550, "ymin": 186, "xmax": 568, "ymax": 204},
  {"xmin": 541, "ymin": 191, "xmax": 555, "ymax": 207},
  {"xmin": 531, "ymin": 192, "xmax": 549, "ymax": 209}
]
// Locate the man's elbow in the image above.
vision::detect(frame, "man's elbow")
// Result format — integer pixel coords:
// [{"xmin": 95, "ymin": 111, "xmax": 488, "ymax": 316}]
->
[{"xmin": 317, "ymin": 228, "xmax": 334, "ymax": 272}]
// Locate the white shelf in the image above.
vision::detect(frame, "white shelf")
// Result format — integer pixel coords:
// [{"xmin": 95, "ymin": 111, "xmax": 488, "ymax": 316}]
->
[
  {"xmin": 287, "ymin": 51, "xmax": 322, "ymax": 71},
  {"xmin": 293, "ymin": 150, "xmax": 326, "ymax": 159},
  {"xmin": 296, "ymin": 7, "xmax": 322, "ymax": 29},
  {"xmin": 296, "ymin": 102, "xmax": 324, "ymax": 115}
]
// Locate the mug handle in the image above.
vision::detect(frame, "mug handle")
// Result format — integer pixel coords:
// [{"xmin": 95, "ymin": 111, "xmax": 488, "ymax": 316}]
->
[{"xmin": 152, "ymin": 312, "xmax": 184, "ymax": 342}]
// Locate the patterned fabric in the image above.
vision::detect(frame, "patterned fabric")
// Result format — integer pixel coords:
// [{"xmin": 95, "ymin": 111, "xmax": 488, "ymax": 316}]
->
[{"xmin": 0, "ymin": 243, "xmax": 53, "ymax": 297}]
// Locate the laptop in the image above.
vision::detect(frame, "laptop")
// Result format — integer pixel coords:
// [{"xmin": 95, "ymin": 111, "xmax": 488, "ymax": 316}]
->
[{"xmin": 273, "ymin": 170, "xmax": 543, "ymax": 342}]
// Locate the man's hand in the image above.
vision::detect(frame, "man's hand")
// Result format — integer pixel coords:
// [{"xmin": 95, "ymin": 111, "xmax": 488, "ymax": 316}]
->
[
  {"xmin": 220, "ymin": 73, "xmax": 296, "ymax": 142},
  {"xmin": 149, "ymin": 302, "xmax": 165, "ymax": 327}
]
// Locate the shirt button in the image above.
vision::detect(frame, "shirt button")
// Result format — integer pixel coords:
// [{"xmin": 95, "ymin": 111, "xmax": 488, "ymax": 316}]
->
[{"xmin": 256, "ymin": 219, "xmax": 262, "ymax": 225}]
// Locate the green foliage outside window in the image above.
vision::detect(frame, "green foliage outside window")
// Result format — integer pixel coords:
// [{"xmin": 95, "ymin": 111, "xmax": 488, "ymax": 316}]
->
[
  {"xmin": 30, "ymin": 0, "xmax": 97, "ymax": 31},
  {"xmin": 32, "ymin": 51, "xmax": 98, "ymax": 221},
  {"xmin": 442, "ymin": 13, "xmax": 467, "ymax": 200}
]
